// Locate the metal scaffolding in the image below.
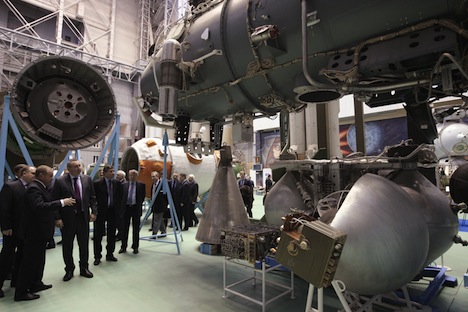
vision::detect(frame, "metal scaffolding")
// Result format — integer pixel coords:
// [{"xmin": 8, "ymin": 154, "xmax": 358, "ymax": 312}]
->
[{"xmin": 0, "ymin": 25, "xmax": 143, "ymax": 89}]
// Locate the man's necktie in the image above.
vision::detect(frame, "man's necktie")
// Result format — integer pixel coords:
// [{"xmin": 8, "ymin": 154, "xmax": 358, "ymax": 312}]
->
[
  {"xmin": 73, "ymin": 177, "xmax": 82, "ymax": 211},
  {"xmin": 108, "ymin": 180, "xmax": 113, "ymax": 207},
  {"xmin": 154, "ymin": 181, "xmax": 159, "ymax": 195},
  {"xmin": 128, "ymin": 182, "xmax": 135, "ymax": 205}
]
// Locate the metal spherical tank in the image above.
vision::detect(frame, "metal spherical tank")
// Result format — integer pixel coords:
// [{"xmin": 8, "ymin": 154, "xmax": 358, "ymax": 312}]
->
[
  {"xmin": 331, "ymin": 174, "xmax": 429, "ymax": 295},
  {"xmin": 264, "ymin": 171, "xmax": 311, "ymax": 225}
]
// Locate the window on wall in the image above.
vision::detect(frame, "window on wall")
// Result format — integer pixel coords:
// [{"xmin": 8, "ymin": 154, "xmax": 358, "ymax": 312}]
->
[
  {"xmin": 6, "ymin": 1, "xmax": 84, "ymax": 47},
  {"xmin": 62, "ymin": 18, "xmax": 84, "ymax": 46}
]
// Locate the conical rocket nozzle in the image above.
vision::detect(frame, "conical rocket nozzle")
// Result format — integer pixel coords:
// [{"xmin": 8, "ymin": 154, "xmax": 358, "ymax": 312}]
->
[{"xmin": 195, "ymin": 146, "xmax": 250, "ymax": 244}]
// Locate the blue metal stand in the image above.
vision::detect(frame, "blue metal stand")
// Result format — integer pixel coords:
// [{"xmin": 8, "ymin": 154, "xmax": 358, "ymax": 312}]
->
[
  {"xmin": 194, "ymin": 191, "xmax": 209, "ymax": 213},
  {"xmin": 394, "ymin": 266, "xmax": 457, "ymax": 306},
  {"xmin": 89, "ymin": 114, "xmax": 120, "ymax": 179},
  {"xmin": 52, "ymin": 115, "xmax": 120, "ymax": 179},
  {"xmin": 1, "ymin": 95, "xmax": 34, "ymax": 188},
  {"xmin": 139, "ymin": 131, "xmax": 182, "ymax": 255}
]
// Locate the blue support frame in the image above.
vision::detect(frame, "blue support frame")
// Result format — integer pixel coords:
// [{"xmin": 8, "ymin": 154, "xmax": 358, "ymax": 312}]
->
[
  {"xmin": 139, "ymin": 131, "xmax": 182, "ymax": 255},
  {"xmin": 1, "ymin": 95, "xmax": 34, "ymax": 188},
  {"xmin": 394, "ymin": 266, "xmax": 457, "ymax": 306},
  {"xmin": 194, "ymin": 191, "xmax": 209, "ymax": 213},
  {"xmin": 54, "ymin": 115, "xmax": 119, "ymax": 179},
  {"xmin": 89, "ymin": 114, "xmax": 120, "ymax": 179}
]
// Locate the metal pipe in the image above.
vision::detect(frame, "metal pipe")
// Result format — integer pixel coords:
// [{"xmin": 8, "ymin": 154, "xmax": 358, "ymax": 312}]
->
[{"xmin": 300, "ymin": 0, "xmax": 338, "ymax": 91}]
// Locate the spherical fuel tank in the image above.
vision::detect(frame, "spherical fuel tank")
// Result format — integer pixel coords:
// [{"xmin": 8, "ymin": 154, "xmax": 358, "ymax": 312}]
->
[
  {"xmin": 120, "ymin": 137, "xmax": 217, "ymax": 197},
  {"xmin": 264, "ymin": 171, "xmax": 311, "ymax": 225},
  {"xmin": 330, "ymin": 172, "xmax": 457, "ymax": 295},
  {"xmin": 331, "ymin": 174, "xmax": 430, "ymax": 295}
]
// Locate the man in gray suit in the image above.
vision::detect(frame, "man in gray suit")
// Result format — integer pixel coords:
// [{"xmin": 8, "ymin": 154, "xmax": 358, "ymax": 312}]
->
[
  {"xmin": 119, "ymin": 169, "xmax": 146, "ymax": 255},
  {"xmin": 51, "ymin": 159, "xmax": 97, "ymax": 282}
]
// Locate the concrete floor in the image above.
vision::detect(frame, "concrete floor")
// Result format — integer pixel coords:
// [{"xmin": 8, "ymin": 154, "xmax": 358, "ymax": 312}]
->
[{"xmin": 1, "ymin": 195, "xmax": 468, "ymax": 312}]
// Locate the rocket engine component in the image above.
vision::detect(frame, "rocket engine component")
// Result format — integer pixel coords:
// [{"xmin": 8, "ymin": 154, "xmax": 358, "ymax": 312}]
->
[
  {"xmin": 389, "ymin": 170, "xmax": 459, "ymax": 266},
  {"xmin": 330, "ymin": 172, "xmax": 457, "ymax": 295},
  {"xmin": 157, "ymin": 39, "xmax": 182, "ymax": 119},
  {"xmin": 140, "ymin": 0, "xmax": 468, "ymax": 144},
  {"xmin": 264, "ymin": 171, "xmax": 311, "ymax": 225},
  {"xmin": 120, "ymin": 137, "xmax": 217, "ymax": 197},
  {"xmin": 6, "ymin": 56, "xmax": 116, "ymax": 158},
  {"xmin": 268, "ymin": 153, "xmax": 459, "ymax": 296},
  {"xmin": 196, "ymin": 146, "xmax": 250, "ymax": 244}
]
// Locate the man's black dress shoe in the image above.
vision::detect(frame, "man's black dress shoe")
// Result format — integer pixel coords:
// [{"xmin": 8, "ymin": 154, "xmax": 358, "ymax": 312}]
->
[
  {"xmin": 93, "ymin": 259, "xmax": 101, "ymax": 265},
  {"xmin": 45, "ymin": 242, "xmax": 55, "ymax": 249},
  {"xmin": 80, "ymin": 269, "xmax": 93, "ymax": 278},
  {"xmin": 0, "ymin": 289, "xmax": 4, "ymax": 298},
  {"xmin": 14, "ymin": 293, "xmax": 40, "ymax": 301},
  {"xmin": 133, "ymin": 249, "xmax": 139, "ymax": 254},
  {"xmin": 30, "ymin": 284, "xmax": 52, "ymax": 293},
  {"xmin": 63, "ymin": 271, "xmax": 74, "ymax": 282},
  {"xmin": 118, "ymin": 248, "xmax": 126, "ymax": 254},
  {"xmin": 106, "ymin": 255, "xmax": 118, "ymax": 261}
]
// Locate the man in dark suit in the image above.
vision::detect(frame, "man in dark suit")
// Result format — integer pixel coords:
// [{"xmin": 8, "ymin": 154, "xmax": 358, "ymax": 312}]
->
[
  {"xmin": 0, "ymin": 165, "xmax": 35, "ymax": 298},
  {"xmin": 119, "ymin": 169, "xmax": 146, "ymax": 254},
  {"xmin": 51, "ymin": 159, "xmax": 97, "ymax": 282},
  {"xmin": 188, "ymin": 174, "xmax": 199, "ymax": 227},
  {"xmin": 150, "ymin": 171, "xmax": 168, "ymax": 237},
  {"xmin": 178, "ymin": 173, "xmax": 192, "ymax": 231},
  {"xmin": 14, "ymin": 165, "xmax": 75, "ymax": 301},
  {"xmin": 238, "ymin": 170, "xmax": 254, "ymax": 217},
  {"xmin": 169, "ymin": 173, "xmax": 181, "ymax": 229},
  {"xmin": 93, "ymin": 165, "xmax": 122, "ymax": 265}
]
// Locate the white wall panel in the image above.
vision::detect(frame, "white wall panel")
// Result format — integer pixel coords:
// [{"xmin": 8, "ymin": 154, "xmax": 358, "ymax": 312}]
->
[
  {"xmin": 113, "ymin": 0, "xmax": 139, "ymax": 64},
  {"xmin": 110, "ymin": 80, "xmax": 138, "ymax": 139}
]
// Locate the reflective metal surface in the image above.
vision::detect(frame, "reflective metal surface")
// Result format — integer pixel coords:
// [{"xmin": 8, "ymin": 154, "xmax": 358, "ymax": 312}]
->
[
  {"xmin": 331, "ymin": 172, "xmax": 457, "ymax": 295},
  {"xmin": 264, "ymin": 171, "xmax": 311, "ymax": 225},
  {"xmin": 8, "ymin": 56, "xmax": 116, "ymax": 156},
  {"xmin": 330, "ymin": 173, "xmax": 426, "ymax": 295},
  {"xmin": 195, "ymin": 146, "xmax": 250, "ymax": 244}
]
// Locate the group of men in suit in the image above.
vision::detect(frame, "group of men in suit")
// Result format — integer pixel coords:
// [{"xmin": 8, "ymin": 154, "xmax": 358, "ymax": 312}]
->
[
  {"xmin": 0, "ymin": 164, "xmax": 76, "ymax": 301},
  {"xmin": 158, "ymin": 172, "xmax": 199, "ymax": 232},
  {"xmin": 0, "ymin": 164, "xmax": 36, "ymax": 299},
  {"xmin": 0, "ymin": 159, "xmax": 153, "ymax": 301}
]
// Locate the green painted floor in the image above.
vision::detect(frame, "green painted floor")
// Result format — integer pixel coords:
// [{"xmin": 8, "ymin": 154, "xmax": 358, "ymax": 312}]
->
[{"xmin": 1, "ymin": 195, "xmax": 468, "ymax": 312}]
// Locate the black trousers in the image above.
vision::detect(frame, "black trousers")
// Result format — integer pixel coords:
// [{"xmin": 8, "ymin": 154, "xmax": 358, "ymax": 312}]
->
[
  {"xmin": 0, "ymin": 235, "xmax": 23, "ymax": 287},
  {"xmin": 122, "ymin": 206, "xmax": 140, "ymax": 250},
  {"xmin": 93, "ymin": 209, "xmax": 117, "ymax": 259},
  {"xmin": 61, "ymin": 212, "xmax": 90, "ymax": 272},
  {"xmin": 15, "ymin": 237, "xmax": 46, "ymax": 296}
]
